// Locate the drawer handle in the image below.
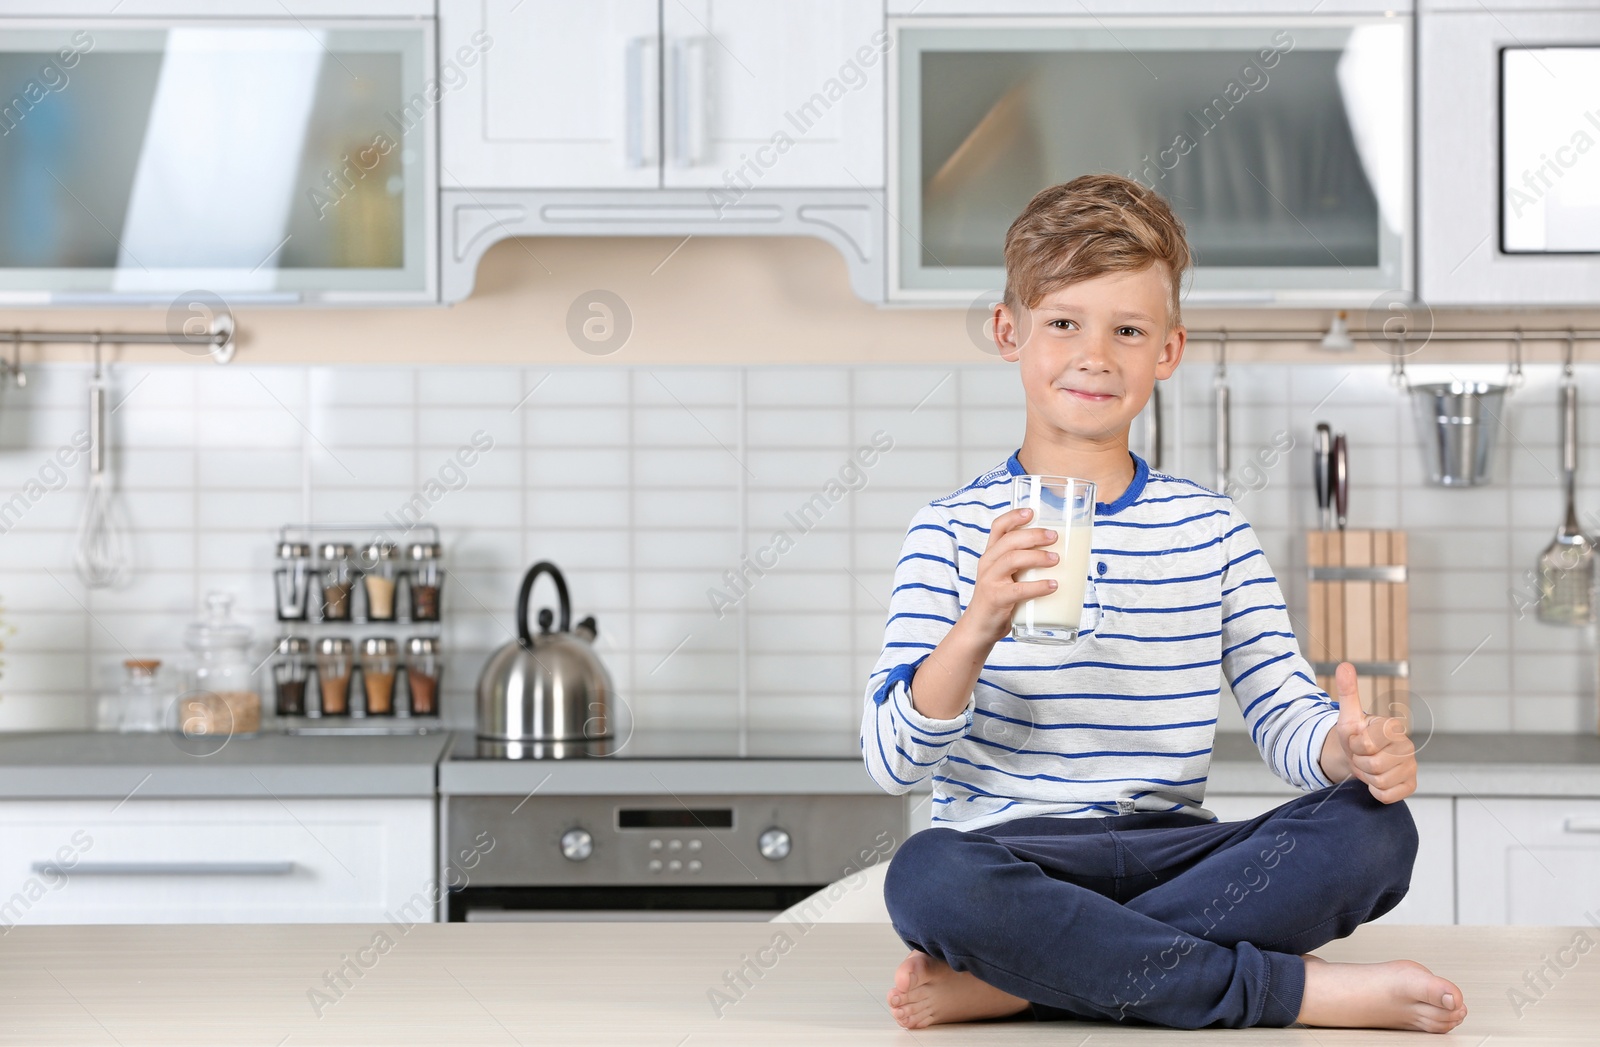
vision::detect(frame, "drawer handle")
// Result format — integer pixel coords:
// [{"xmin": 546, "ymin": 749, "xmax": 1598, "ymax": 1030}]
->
[
  {"xmin": 32, "ymin": 861, "xmax": 296, "ymax": 876},
  {"xmin": 1562, "ymin": 818, "xmax": 1600, "ymax": 834}
]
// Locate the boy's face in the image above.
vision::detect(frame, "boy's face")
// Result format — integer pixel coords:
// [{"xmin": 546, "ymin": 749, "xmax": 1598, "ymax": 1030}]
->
[{"xmin": 992, "ymin": 264, "xmax": 1185, "ymax": 447}]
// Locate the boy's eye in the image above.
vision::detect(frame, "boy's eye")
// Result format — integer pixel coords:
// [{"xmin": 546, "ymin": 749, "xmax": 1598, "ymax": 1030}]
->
[{"xmin": 1118, "ymin": 326, "xmax": 1143, "ymax": 337}]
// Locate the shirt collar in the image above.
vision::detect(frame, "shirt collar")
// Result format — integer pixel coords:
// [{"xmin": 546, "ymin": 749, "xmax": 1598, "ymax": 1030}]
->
[{"xmin": 1004, "ymin": 449, "xmax": 1149, "ymax": 517}]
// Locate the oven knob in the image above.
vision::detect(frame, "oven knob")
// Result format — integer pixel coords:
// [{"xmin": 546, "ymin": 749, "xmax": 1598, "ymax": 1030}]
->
[
  {"xmin": 560, "ymin": 828, "xmax": 594, "ymax": 862},
  {"xmin": 758, "ymin": 828, "xmax": 791, "ymax": 861}
]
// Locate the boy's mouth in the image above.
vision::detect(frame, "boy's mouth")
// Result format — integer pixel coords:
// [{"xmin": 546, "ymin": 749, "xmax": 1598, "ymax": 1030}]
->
[{"xmin": 1059, "ymin": 387, "xmax": 1117, "ymax": 403}]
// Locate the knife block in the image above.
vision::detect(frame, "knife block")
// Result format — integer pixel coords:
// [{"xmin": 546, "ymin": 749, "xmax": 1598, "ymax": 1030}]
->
[{"xmin": 1305, "ymin": 531, "xmax": 1410, "ymax": 726}]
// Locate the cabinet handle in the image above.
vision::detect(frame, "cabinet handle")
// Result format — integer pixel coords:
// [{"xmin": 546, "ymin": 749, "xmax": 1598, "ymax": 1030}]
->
[
  {"xmin": 33, "ymin": 861, "xmax": 296, "ymax": 876},
  {"xmin": 625, "ymin": 35, "xmax": 660, "ymax": 168},
  {"xmin": 1562, "ymin": 817, "xmax": 1600, "ymax": 834},
  {"xmin": 668, "ymin": 37, "xmax": 707, "ymax": 167}
]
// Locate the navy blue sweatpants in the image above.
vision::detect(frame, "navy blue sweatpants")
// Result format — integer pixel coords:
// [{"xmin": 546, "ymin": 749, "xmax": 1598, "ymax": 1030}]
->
[{"xmin": 884, "ymin": 779, "xmax": 1418, "ymax": 1029}]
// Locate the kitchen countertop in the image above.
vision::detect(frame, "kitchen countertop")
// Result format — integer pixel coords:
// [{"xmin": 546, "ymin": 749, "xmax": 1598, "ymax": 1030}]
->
[
  {"xmin": 0, "ymin": 731, "xmax": 452, "ymax": 799},
  {"xmin": 0, "ymin": 730, "xmax": 1594, "ymax": 801},
  {"xmin": 0, "ymin": 922, "xmax": 1590, "ymax": 1045},
  {"xmin": 1205, "ymin": 731, "xmax": 1600, "ymax": 797}
]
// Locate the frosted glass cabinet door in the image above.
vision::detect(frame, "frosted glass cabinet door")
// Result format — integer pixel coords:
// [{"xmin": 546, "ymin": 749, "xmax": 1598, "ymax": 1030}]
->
[
  {"xmin": 440, "ymin": 0, "xmax": 661, "ymax": 189},
  {"xmin": 890, "ymin": 17, "xmax": 1411, "ymax": 304},
  {"xmin": 660, "ymin": 0, "xmax": 886, "ymax": 189}
]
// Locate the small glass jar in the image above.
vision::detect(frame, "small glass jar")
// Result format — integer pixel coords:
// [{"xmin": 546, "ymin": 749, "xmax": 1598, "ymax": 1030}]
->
[
  {"xmin": 119, "ymin": 659, "xmax": 166, "ymax": 733},
  {"xmin": 359, "ymin": 637, "xmax": 398, "ymax": 716},
  {"xmin": 361, "ymin": 541, "xmax": 399, "ymax": 621},
  {"xmin": 272, "ymin": 636, "xmax": 310, "ymax": 717},
  {"xmin": 274, "ymin": 542, "xmax": 313, "ymax": 620},
  {"xmin": 407, "ymin": 543, "xmax": 443, "ymax": 621},
  {"xmin": 180, "ymin": 592, "xmax": 261, "ymax": 737},
  {"xmin": 319, "ymin": 542, "xmax": 355, "ymax": 622},
  {"xmin": 314, "ymin": 636, "xmax": 354, "ymax": 717},
  {"xmin": 403, "ymin": 636, "xmax": 441, "ymax": 718}
]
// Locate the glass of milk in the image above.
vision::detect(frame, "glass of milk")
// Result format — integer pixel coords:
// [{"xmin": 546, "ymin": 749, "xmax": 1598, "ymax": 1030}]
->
[{"xmin": 1010, "ymin": 475, "xmax": 1096, "ymax": 644}]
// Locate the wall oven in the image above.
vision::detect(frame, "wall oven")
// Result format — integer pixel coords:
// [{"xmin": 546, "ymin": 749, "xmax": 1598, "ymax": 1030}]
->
[{"xmin": 1420, "ymin": 4, "xmax": 1600, "ymax": 305}]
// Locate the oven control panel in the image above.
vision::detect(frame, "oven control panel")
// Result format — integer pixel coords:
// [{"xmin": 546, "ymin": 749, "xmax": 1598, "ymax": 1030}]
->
[{"xmin": 445, "ymin": 792, "xmax": 904, "ymax": 887}]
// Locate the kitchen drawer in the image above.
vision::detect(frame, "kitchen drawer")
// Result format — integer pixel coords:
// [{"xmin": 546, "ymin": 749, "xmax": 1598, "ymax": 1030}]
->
[
  {"xmin": 0, "ymin": 799, "xmax": 434, "ymax": 926},
  {"xmin": 1207, "ymin": 793, "xmax": 1456, "ymax": 925},
  {"xmin": 1457, "ymin": 797, "xmax": 1600, "ymax": 925}
]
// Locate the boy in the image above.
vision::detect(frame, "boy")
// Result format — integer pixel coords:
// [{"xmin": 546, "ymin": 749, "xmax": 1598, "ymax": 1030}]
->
[{"xmin": 861, "ymin": 175, "xmax": 1467, "ymax": 1033}]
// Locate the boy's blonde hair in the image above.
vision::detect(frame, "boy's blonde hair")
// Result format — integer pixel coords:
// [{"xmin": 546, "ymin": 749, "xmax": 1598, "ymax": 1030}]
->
[{"xmin": 1002, "ymin": 174, "xmax": 1192, "ymax": 329}]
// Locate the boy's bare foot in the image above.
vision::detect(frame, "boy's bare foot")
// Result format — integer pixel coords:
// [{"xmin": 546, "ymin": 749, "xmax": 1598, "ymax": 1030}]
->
[
  {"xmin": 1298, "ymin": 958, "xmax": 1467, "ymax": 1033},
  {"xmin": 886, "ymin": 951, "xmax": 1030, "ymax": 1028}
]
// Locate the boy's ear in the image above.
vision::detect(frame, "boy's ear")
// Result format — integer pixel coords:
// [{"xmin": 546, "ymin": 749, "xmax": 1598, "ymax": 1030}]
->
[
  {"xmin": 1154, "ymin": 324, "xmax": 1186, "ymax": 380},
  {"xmin": 993, "ymin": 303, "xmax": 1029, "ymax": 362}
]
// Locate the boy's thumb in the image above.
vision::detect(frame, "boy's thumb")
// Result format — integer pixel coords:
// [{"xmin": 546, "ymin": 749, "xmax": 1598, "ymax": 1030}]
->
[{"xmin": 1334, "ymin": 662, "xmax": 1364, "ymax": 726}]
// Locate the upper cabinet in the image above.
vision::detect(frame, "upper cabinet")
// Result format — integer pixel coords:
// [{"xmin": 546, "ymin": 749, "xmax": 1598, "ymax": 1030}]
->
[
  {"xmin": 0, "ymin": 15, "xmax": 436, "ymax": 305},
  {"xmin": 441, "ymin": 0, "xmax": 886, "ymax": 191},
  {"xmin": 1419, "ymin": 7, "xmax": 1600, "ymax": 306},
  {"xmin": 888, "ymin": 14, "xmax": 1412, "ymax": 305}
]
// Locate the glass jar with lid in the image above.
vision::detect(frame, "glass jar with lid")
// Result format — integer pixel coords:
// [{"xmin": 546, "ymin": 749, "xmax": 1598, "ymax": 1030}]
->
[
  {"xmin": 314, "ymin": 636, "xmax": 354, "ymax": 716},
  {"xmin": 319, "ymin": 542, "xmax": 355, "ymax": 622},
  {"xmin": 403, "ymin": 636, "xmax": 441, "ymax": 717},
  {"xmin": 361, "ymin": 540, "xmax": 399, "ymax": 621},
  {"xmin": 275, "ymin": 541, "xmax": 313, "ymax": 620},
  {"xmin": 179, "ymin": 592, "xmax": 261, "ymax": 737},
  {"xmin": 406, "ymin": 542, "xmax": 443, "ymax": 621},
  {"xmin": 271, "ymin": 636, "xmax": 310, "ymax": 717}
]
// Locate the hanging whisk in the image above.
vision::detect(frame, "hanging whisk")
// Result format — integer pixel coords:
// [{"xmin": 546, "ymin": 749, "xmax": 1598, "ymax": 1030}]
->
[{"xmin": 75, "ymin": 338, "xmax": 129, "ymax": 589}]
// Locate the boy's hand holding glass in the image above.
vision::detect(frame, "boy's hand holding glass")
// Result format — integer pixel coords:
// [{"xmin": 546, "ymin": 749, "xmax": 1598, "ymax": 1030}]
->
[{"xmin": 963, "ymin": 505, "xmax": 1065, "ymax": 646}]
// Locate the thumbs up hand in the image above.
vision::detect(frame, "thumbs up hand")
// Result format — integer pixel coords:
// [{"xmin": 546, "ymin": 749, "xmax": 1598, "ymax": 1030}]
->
[{"xmin": 1319, "ymin": 662, "xmax": 1417, "ymax": 804}]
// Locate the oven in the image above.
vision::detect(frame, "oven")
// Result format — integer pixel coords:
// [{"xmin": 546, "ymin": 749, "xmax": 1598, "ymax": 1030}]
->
[
  {"xmin": 440, "ymin": 791, "xmax": 905, "ymax": 923},
  {"xmin": 1420, "ymin": 3, "xmax": 1600, "ymax": 305}
]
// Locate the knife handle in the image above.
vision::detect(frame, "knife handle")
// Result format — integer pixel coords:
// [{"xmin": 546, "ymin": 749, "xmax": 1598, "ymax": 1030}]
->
[
  {"xmin": 1314, "ymin": 423, "xmax": 1332, "ymax": 530},
  {"xmin": 1332, "ymin": 433, "xmax": 1348, "ymax": 529}
]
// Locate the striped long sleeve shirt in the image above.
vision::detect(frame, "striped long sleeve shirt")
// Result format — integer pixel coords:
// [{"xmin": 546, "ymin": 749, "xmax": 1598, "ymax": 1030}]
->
[{"xmin": 860, "ymin": 449, "xmax": 1340, "ymax": 831}]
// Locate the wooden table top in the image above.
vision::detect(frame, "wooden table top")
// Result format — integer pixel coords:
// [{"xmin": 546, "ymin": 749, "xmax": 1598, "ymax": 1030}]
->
[{"xmin": 0, "ymin": 922, "xmax": 1594, "ymax": 1045}]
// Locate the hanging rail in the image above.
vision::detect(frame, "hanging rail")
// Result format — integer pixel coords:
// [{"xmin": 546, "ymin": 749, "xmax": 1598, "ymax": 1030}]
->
[
  {"xmin": 1182, "ymin": 327, "xmax": 1600, "ymax": 344},
  {"xmin": 0, "ymin": 315, "xmax": 236, "ymax": 365}
]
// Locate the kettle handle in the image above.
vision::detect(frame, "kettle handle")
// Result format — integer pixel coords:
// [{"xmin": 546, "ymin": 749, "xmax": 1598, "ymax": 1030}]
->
[{"xmin": 516, "ymin": 561, "xmax": 571, "ymax": 647}]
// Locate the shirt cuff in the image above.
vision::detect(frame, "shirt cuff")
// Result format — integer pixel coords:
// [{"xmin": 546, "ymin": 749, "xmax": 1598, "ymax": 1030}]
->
[{"xmin": 1303, "ymin": 708, "xmax": 1341, "ymax": 790}]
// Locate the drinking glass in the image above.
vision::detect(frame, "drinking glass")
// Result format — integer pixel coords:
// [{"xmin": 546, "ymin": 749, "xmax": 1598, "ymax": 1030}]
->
[{"xmin": 1010, "ymin": 475, "xmax": 1096, "ymax": 644}]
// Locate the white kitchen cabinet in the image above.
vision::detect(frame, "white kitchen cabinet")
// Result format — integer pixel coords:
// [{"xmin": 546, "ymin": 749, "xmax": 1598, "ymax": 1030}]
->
[
  {"xmin": 659, "ymin": 0, "xmax": 885, "ymax": 189},
  {"xmin": 1206, "ymin": 793, "xmax": 1456, "ymax": 926},
  {"xmin": 440, "ymin": 0, "xmax": 884, "ymax": 191},
  {"xmin": 440, "ymin": 0, "xmax": 661, "ymax": 189},
  {"xmin": 0, "ymin": 799, "xmax": 435, "ymax": 925},
  {"xmin": 1457, "ymin": 797, "xmax": 1600, "ymax": 925}
]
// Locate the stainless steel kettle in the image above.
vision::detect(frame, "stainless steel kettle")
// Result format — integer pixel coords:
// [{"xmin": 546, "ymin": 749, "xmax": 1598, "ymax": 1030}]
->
[{"xmin": 475, "ymin": 562, "xmax": 619, "ymax": 742}]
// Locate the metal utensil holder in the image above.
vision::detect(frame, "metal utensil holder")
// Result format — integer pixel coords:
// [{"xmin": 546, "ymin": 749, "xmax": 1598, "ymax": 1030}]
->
[{"xmin": 1394, "ymin": 330, "xmax": 1523, "ymax": 487}]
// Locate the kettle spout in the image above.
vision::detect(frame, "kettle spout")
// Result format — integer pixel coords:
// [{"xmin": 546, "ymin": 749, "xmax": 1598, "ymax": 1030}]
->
[{"xmin": 575, "ymin": 615, "xmax": 599, "ymax": 642}]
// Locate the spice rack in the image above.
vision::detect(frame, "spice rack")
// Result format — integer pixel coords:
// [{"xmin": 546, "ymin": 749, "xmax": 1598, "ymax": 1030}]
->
[{"xmin": 270, "ymin": 523, "xmax": 445, "ymax": 734}]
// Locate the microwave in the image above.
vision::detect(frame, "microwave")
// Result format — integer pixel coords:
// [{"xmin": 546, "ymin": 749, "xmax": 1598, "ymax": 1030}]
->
[
  {"xmin": 1420, "ymin": 5, "xmax": 1600, "ymax": 305},
  {"xmin": 0, "ymin": 17, "xmax": 437, "ymax": 305},
  {"xmin": 888, "ymin": 13, "xmax": 1413, "ymax": 306}
]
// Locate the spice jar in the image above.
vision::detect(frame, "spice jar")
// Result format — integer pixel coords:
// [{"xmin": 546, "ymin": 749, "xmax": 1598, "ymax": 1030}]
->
[
  {"xmin": 314, "ymin": 637, "xmax": 354, "ymax": 716},
  {"xmin": 403, "ymin": 636, "xmax": 441, "ymax": 717},
  {"xmin": 180, "ymin": 592, "xmax": 261, "ymax": 737},
  {"xmin": 361, "ymin": 540, "xmax": 399, "ymax": 621},
  {"xmin": 359, "ymin": 637, "xmax": 398, "ymax": 716},
  {"xmin": 275, "ymin": 542, "xmax": 313, "ymax": 620},
  {"xmin": 319, "ymin": 542, "xmax": 355, "ymax": 622},
  {"xmin": 272, "ymin": 636, "xmax": 310, "ymax": 717},
  {"xmin": 120, "ymin": 659, "xmax": 167, "ymax": 733},
  {"xmin": 407, "ymin": 542, "xmax": 443, "ymax": 621}
]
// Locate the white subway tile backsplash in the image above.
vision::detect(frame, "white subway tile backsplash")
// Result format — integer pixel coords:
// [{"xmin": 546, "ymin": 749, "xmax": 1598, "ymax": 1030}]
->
[{"xmin": 0, "ymin": 360, "xmax": 1585, "ymax": 735}]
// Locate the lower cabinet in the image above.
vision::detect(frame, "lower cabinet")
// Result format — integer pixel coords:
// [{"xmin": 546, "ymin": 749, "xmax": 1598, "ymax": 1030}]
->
[
  {"xmin": 1456, "ymin": 797, "xmax": 1600, "ymax": 926},
  {"xmin": 0, "ymin": 799, "xmax": 435, "ymax": 925},
  {"xmin": 1205, "ymin": 793, "xmax": 1456, "ymax": 926}
]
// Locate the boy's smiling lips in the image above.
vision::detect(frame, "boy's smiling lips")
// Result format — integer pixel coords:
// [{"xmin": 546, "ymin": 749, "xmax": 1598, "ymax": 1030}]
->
[{"xmin": 1058, "ymin": 386, "xmax": 1117, "ymax": 403}]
